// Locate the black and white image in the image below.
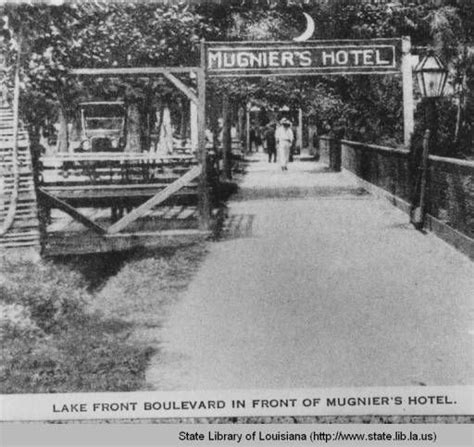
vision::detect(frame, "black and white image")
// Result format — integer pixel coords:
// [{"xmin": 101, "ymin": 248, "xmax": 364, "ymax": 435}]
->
[{"xmin": 0, "ymin": 0, "xmax": 473, "ymax": 421}]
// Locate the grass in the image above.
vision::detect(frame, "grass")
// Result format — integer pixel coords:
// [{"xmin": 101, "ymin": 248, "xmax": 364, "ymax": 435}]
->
[
  {"xmin": 0, "ymin": 241, "xmax": 208, "ymax": 394},
  {"xmin": 0, "ymin": 260, "xmax": 154, "ymax": 394},
  {"xmin": 90, "ymin": 243, "xmax": 209, "ymax": 348}
]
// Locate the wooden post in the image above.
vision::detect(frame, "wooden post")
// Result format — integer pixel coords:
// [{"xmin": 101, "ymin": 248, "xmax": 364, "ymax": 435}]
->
[
  {"xmin": 125, "ymin": 103, "xmax": 141, "ymax": 153},
  {"xmin": 190, "ymin": 96, "xmax": 198, "ymax": 152},
  {"xmin": 238, "ymin": 105, "xmax": 245, "ymax": 149},
  {"xmin": 402, "ymin": 36, "xmax": 415, "ymax": 147},
  {"xmin": 411, "ymin": 128, "xmax": 430, "ymax": 229},
  {"xmin": 297, "ymin": 108, "xmax": 303, "ymax": 153},
  {"xmin": 57, "ymin": 102, "xmax": 69, "ymax": 153},
  {"xmin": 222, "ymin": 94, "xmax": 232, "ymax": 179},
  {"xmin": 208, "ymin": 90, "xmax": 220, "ymax": 151},
  {"xmin": 411, "ymin": 97, "xmax": 437, "ymax": 229},
  {"xmin": 179, "ymin": 97, "xmax": 187, "ymax": 139},
  {"xmin": 198, "ymin": 40, "xmax": 211, "ymax": 230},
  {"xmin": 246, "ymin": 102, "xmax": 250, "ymax": 153}
]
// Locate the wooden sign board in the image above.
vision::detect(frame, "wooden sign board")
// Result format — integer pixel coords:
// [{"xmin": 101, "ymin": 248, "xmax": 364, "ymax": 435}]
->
[{"xmin": 205, "ymin": 39, "xmax": 401, "ymax": 77}]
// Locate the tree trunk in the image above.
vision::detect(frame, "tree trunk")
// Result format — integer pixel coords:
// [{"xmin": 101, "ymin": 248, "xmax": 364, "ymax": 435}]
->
[
  {"xmin": 141, "ymin": 88, "xmax": 154, "ymax": 152},
  {"xmin": 454, "ymin": 73, "xmax": 466, "ymax": 144},
  {"xmin": 180, "ymin": 98, "xmax": 188, "ymax": 139},
  {"xmin": 238, "ymin": 105, "xmax": 245, "ymax": 147},
  {"xmin": 70, "ymin": 113, "xmax": 81, "ymax": 145},
  {"xmin": 208, "ymin": 92, "xmax": 220, "ymax": 148},
  {"xmin": 28, "ymin": 124, "xmax": 41, "ymax": 145},
  {"xmin": 222, "ymin": 94, "xmax": 232, "ymax": 179},
  {"xmin": 125, "ymin": 103, "xmax": 141, "ymax": 153},
  {"xmin": 208, "ymin": 92, "xmax": 220, "ymax": 150},
  {"xmin": 156, "ymin": 104, "xmax": 173, "ymax": 155},
  {"xmin": 57, "ymin": 102, "xmax": 69, "ymax": 153},
  {"xmin": 139, "ymin": 108, "xmax": 150, "ymax": 153},
  {"xmin": 154, "ymin": 106, "xmax": 164, "ymax": 152}
]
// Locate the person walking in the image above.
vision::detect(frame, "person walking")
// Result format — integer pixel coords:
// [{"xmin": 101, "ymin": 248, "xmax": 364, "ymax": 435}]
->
[
  {"xmin": 275, "ymin": 118, "xmax": 294, "ymax": 171},
  {"xmin": 265, "ymin": 123, "xmax": 277, "ymax": 163},
  {"xmin": 254, "ymin": 126, "xmax": 263, "ymax": 153},
  {"xmin": 248, "ymin": 126, "xmax": 256, "ymax": 153}
]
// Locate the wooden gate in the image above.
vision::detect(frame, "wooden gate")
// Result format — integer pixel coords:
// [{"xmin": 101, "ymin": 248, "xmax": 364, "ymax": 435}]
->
[
  {"xmin": 37, "ymin": 152, "xmax": 215, "ymax": 255},
  {"xmin": 34, "ymin": 63, "xmax": 214, "ymax": 256}
]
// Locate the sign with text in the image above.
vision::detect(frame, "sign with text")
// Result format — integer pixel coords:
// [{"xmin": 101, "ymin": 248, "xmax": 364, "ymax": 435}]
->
[
  {"xmin": 1, "ymin": 385, "xmax": 471, "ymax": 421},
  {"xmin": 205, "ymin": 39, "xmax": 401, "ymax": 77}
]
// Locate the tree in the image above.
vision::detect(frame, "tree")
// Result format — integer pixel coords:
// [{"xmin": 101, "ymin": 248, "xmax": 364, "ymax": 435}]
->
[
  {"xmin": 428, "ymin": 4, "xmax": 474, "ymax": 155},
  {"xmin": 3, "ymin": 2, "xmax": 218, "ymax": 152},
  {"xmin": 3, "ymin": 0, "xmax": 472, "ymax": 157},
  {"xmin": 2, "ymin": 4, "xmax": 80, "ymax": 150},
  {"xmin": 303, "ymin": 0, "xmax": 473, "ymax": 154}
]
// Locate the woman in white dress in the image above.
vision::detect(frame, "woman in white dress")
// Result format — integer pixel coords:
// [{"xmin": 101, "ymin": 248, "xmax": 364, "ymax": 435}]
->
[{"xmin": 275, "ymin": 118, "xmax": 294, "ymax": 171}]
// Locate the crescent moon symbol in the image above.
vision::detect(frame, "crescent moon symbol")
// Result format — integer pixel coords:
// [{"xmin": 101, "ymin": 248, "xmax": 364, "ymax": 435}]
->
[{"xmin": 293, "ymin": 13, "xmax": 315, "ymax": 42}]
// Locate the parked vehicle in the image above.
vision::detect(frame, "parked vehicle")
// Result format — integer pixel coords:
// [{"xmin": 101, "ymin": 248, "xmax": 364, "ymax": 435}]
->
[{"xmin": 79, "ymin": 101, "xmax": 125, "ymax": 152}]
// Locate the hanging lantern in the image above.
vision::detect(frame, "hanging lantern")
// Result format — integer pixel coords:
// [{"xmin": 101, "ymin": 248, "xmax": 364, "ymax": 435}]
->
[{"xmin": 414, "ymin": 53, "xmax": 448, "ymax": 98}]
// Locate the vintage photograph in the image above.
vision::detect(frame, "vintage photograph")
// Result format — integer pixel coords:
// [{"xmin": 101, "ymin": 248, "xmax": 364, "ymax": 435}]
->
[{"xmin": 0, "ymin": 0, "xmax": 473, "ymax": 420}]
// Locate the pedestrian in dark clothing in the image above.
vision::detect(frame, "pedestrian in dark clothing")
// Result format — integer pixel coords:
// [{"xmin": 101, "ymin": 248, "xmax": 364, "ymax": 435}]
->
[
  {"xmin": 249, "ymin": 126, "xmax": 256, "ymax": 153},
  {"xmin": 265, "ymin": 124, "xmax": 277, "ymax": 163},
  {"xmin": 254, "ymin": 127, "xmax": 263, "ymax": 152}
]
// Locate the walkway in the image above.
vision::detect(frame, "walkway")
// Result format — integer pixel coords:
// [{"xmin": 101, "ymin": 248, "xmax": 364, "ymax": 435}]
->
[{"xmin": 146, "ymin": 153, "xmax": 474, "ymax": 390}]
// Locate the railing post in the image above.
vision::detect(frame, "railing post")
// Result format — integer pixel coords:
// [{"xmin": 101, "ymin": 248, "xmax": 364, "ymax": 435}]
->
[
  {"xmin": 222, "ymin": 93, "xmax": 232, "ymax": 180},
  {"xmin": 328, "ymin": 133, "xmax": 341, "ymax": 172},
  {"xmin": 402, "ymin": 36, "xmax": 415, "ymax": 147},
  {"xmin": 245, "ymin": 102, "xmax": 250, "ymax": 153},
  {"xmin": 334, "ymin": 138, "xmax": 342, "ymax": 172}
]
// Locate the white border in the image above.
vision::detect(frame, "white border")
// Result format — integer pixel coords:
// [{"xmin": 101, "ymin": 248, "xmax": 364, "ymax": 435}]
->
[{"xmin": 1, "ymin": 386, "xmax": 472, "ymax": 421}]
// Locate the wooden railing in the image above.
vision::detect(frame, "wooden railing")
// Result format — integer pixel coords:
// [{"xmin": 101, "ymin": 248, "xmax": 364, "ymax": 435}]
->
[{"xmin": 38, "ymin": 152, "xmax": 199, "ymax": 187}]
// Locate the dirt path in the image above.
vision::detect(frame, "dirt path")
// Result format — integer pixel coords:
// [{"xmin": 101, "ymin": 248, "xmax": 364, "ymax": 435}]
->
[{"xmin": 146, "ymin": 154, "xmax": 474, "ymax": 390}]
